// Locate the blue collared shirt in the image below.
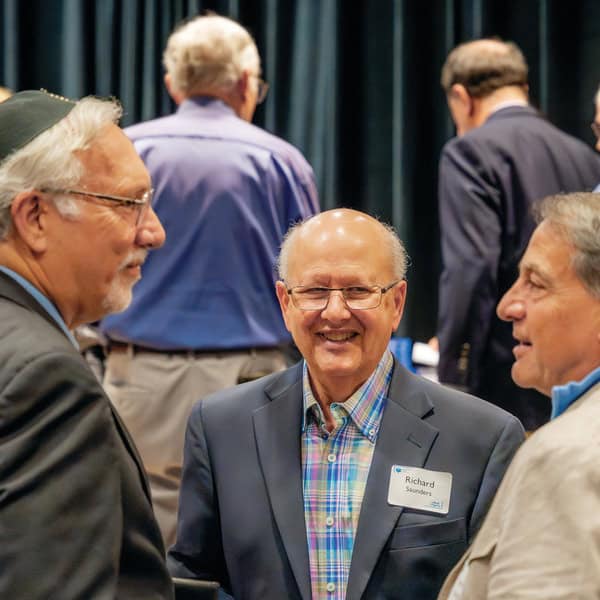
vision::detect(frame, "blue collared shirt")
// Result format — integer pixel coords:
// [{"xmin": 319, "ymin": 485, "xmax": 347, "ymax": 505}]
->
[
  {"xmin": 551, "ymin": 366, "xmax": 600, "ymax": 419},
  {"xmin": 0, "ymin": 266, "xmax": 78, "ymax": 347},
  {"xmin": 100, "ymin": 97, "xmax": 319, "ymax": 350}
]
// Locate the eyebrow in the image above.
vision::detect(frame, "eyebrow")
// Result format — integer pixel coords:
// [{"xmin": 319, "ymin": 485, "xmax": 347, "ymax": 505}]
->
[{"xmin": 519, "ymin": 260, "xmax": 552, "ymax": 283}]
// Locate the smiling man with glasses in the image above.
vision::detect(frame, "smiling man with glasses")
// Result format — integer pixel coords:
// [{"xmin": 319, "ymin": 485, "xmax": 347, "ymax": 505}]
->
[
  {"xmin": 0, "ymin": 90, "xmax": 171, "ymax": 598},
  {"xmin": 169, "ymin": 208, "xmax": 524, "ymax": 600},
  {"xmin": 99, "ymin": 13, "xmax": 319, "ymax": 548}
]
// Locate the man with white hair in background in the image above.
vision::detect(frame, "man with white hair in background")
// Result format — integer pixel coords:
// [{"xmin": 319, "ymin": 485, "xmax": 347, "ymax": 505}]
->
[
  {"xmin": 0, "ymin": 90, "xmax": 172, "ymax": 597},
  {"xmin": 100, "ymin": 13, "xmax": 319, "ymax": 546}
]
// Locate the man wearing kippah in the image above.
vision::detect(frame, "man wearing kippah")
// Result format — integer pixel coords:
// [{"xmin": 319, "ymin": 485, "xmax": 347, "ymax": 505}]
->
[{"xmin": 0, "ymin": 90, "xmax": 173, "ymax": 598}]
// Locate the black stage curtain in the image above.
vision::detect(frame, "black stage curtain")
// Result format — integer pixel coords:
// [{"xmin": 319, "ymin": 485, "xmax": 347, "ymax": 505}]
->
[{"xmin": 2, "ymin": 0, "xmax": 599, "ymax": 339}]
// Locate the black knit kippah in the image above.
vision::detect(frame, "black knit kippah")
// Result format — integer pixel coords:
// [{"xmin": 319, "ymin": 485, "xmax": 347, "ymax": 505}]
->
[{"xmin": 0, "ymin": 89, "xmax": 76, "ymax": 165}]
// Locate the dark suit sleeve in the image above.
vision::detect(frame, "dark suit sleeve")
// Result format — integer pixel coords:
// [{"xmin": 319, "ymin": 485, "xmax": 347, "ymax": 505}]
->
[
  {"xmin": 168, "ymin": 401, "xmax": 231, "ymax": 592},
  {"xmin": 468, "ymin": 413, "xmax": 525, "ymax": 539},
  {"xmin": 0, "ymin": 352, "xmax": 124, "ymax": 599},
  {"xmin": 437, "ymin": 139, "xmax": 503, "ymax": 390}
]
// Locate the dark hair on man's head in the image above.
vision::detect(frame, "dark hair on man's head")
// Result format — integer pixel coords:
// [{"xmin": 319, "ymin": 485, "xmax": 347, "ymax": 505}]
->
[{"xmin": 441, "ymin": 38, "xmax": 528, "ymax": 98}]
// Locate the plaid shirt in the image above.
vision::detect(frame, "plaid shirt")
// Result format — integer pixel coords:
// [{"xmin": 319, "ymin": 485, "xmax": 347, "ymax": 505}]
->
[{"xmin": 302, "ymin": 350, "xmax": 393, "ymax": 599}]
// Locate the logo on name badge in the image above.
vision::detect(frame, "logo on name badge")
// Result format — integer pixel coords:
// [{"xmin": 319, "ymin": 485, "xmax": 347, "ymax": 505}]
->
[{"xmin": 387, "ymin": 465, "xmax": 452, "ymax": 514}]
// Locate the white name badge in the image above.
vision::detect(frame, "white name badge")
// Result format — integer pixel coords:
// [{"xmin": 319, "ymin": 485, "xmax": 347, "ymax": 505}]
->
[{"xmin": 387, "ymin": 465, "xmax": 452, "ymax": 514}]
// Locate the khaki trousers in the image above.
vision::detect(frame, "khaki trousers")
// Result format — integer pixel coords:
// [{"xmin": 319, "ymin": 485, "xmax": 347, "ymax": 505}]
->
[{"xmin": 103, "ymin": 347, "xmax": 287, "ymax": 547}]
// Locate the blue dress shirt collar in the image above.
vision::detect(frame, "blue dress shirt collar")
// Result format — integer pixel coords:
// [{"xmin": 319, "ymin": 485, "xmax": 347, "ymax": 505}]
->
[
  {"xmin": 551, "ymin": 366, "xmax": 600, "ymax": 419},
  {"xmin": 0, "ymin": 266, "xmax": 78, "ymax": 348}
]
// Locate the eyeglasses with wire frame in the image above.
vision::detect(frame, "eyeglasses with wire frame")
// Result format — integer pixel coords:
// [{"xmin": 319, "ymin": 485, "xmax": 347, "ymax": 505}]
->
[
  {"xmin": 255, "ymin": 77, "xmax": 269, "ymax": 104},
  {"xmin": 286, "ymin": 280, "xmax": 400, "ymax": 311},
  {"xmin": 42, "ymin": 188, "xmax": 153, "ymax": 226}
]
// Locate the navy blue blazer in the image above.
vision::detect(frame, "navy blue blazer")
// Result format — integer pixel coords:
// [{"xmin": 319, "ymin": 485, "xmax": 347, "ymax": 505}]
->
[
  {"xmin": 168, "ymin": 361, "xmax": 524, "ymax": 599},
  {"xmin": 437, "ymin": 106, "xmax": 600, "ymax": 429}
]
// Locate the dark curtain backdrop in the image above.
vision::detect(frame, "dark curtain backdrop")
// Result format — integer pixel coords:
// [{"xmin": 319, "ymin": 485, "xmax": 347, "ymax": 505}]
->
[{"xmin": 2, "ymin": 0, "xmax": 600, "ymax": 339}]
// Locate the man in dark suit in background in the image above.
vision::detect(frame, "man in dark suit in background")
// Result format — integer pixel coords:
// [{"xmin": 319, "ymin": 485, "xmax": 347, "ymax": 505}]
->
[
  {"xmin": 169, "ymin": 209, "xmax": 524, "ymax": 600},
  {"xmin": 435, "ymin": 38, "xmax": 600, "ymax": 430},
  {"xmin": 0, "ymin": 90, "xmax": 173, "ymax": 598}
]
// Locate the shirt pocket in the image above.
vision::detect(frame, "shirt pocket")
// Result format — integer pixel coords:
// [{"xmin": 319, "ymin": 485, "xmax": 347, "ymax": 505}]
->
[{"xmin": 388, "ymin": 517, "xmax": 467, "ymax": 550}]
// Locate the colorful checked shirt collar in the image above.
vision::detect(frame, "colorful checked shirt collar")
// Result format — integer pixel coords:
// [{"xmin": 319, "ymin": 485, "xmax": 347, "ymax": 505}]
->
[
  {"xmin": 301, "ymin": 349, "xmax": 394, "ymax": 440},
  {"xmin": 551, "ymin": 366, "xmax": 600, "ymax": 419},
  {"xmin": 301, "ymin": 349, "xmax": 394, "ymax": 599}
]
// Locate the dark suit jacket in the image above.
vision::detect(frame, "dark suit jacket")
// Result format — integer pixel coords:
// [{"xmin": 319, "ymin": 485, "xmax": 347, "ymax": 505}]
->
[
  {"xmin": 437, "ymin": 105, "xmax": 600, "ymax": 429},
  {"xmin": 168, "ymin": 361, "xmax": 524, "ymax": 599},
  {"xmin": 0, "ymin": 272, "xmax": 174, "ymax": 599}
]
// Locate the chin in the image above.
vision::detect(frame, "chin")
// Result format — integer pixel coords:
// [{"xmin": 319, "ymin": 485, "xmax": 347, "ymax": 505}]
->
[
  {"xmin": 101, "ymin": 285, "xmax": 133, "ymax": 316},
  {"xmin": 511, "ymin": 365, "xmax": 541, "ymax": 393}
]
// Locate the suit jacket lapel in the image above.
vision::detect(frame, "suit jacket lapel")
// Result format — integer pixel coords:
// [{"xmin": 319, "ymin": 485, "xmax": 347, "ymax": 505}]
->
[
  {"xmin": 253, "ymin": 365, "xmax": 312, "ymax": 600},
  {"xmin": 346, "ymin": 364, "xmax": 439, "ymax": 600}
]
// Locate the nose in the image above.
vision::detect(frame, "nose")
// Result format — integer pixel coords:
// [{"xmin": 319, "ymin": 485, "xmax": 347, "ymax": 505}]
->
[
  {"xmin": 497, "ymin": 283, "xmax": 525, "ymax": 322},
  {"xmin": 136, "ymin": 206, "xmax": 166, "ymax": 249},
  {"xmin": 321, "ymin": 290, "xmax": 351, "ymax": 321}
]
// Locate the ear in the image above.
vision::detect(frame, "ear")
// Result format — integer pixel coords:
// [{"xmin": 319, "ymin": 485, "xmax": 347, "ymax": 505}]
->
[
  {"xmin": 390, "ymin": 279, "xmax": 408, "ymax": 331},
  {"xmin": 449, "ymin": 83, "xmax": 474, "ymax": 114},
  {"xmin": 10, "ymin": 191, "xmax": 50, "ymax": 253},
  {"xmin": 236, "ymin": 70, "xmax": 250, "ymax": 102},
  {"xmin": 275, "ymin": 280, "xmax": 293, "ymax": 332},
  {"xmin": 164, "ymin": 73, "xmax": 185, "ymax": 105}
]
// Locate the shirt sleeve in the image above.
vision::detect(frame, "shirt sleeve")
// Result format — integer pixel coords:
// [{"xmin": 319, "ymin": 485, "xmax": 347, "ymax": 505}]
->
[
  {"xmin": 269, "ymin": 154, "xmax": 320, "ymax": 226},
  {"xmin": 486, "ymin": 440, "xmax": 600, "ymax": 599}
]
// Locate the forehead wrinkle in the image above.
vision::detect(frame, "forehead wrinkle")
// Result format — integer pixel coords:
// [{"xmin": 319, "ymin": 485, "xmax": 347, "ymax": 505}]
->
[
  {"xmin": 520, "ymin": 225, "xmax": 578, "ymax": 284},
  {"xmin": 285, "ymin": 209, "xmax": 396, "ymax": 284},
  {"xmin": 77, "ymin": 128, "xmax": 150, "ymax": 195},
  {"xmin": 298, "ymin": 266, "xmax": 377, "ymax": 285}
]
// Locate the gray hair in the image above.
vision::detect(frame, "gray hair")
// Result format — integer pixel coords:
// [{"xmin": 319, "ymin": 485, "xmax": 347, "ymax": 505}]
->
[
  {"xmin": 0, "ymin": 96, "xmax": 122, "ymax": 239},
  {"xmin": 163, "ymin": 14, "xmax": 261, "ymax": 97},
  {"xmin": 277, "ymin": 214, "xmax": 409, "ymax": 282},
  {"xmin": 534, "ymin": 193, "xmax": 600, "ymax": 299}
]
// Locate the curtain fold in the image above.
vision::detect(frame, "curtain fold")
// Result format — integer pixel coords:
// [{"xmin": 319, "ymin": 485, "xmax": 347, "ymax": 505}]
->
[{"xmin": 1, "ymin": 0, "xmax": 599, "ymax": 339}]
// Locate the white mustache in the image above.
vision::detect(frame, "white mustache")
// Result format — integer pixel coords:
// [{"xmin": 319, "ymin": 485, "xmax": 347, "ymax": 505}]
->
[{"xmin": 120, "ymin": 250, "xmax": 148, "ymax": 270}]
